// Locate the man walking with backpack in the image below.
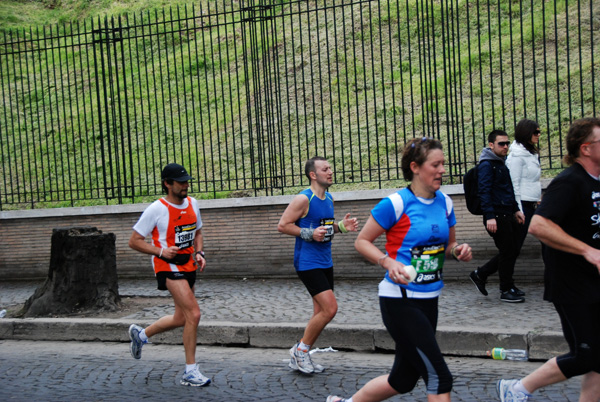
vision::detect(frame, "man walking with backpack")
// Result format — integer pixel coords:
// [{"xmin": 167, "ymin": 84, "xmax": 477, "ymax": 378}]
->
[{"xmin": 469, "ymin": 130, "xmax": 526, "ymax": 303}]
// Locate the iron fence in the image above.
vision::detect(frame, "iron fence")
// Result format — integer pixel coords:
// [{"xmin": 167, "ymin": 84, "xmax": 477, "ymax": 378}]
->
[{"xmin": 0, "ymin": 0, "xmax": 598, "ymax": 209}]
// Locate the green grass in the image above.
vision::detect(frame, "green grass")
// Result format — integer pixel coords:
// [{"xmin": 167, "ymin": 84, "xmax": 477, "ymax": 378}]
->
[
  {"xmin": 0, "ymin": 0, "xmax": 199, "ymax": 29},
  {"xmin": 0, "ymin": 0, "xmax": 598, "ymax": 210}
]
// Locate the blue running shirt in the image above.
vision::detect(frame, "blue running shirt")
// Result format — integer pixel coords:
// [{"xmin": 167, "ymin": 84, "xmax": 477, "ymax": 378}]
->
[
  {"xmin": 293, "ymin": 188, "xmax": 335, "ymax": 271},
  {"xmin": 371, "ymin": 188, "xmax": 456, "ymax": 298}
]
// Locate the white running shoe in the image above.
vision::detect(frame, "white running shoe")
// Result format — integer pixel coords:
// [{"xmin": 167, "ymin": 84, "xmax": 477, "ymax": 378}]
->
[
  {"xmin": 311, "ymin": 361, "xmax": 325, "ymax": 373},
  {"xmin": 288, "ymin": 343, "xmax": 314, "ymax": 374},
  {"xmin": 180, "ymin": 365, "xmax": 211, "ymax": 387},
  {"xmin": 128, "ymin": 324, "xmax": 145, "ymax": 360},
  {"xmin": 326, "ymin": 396, "xmax": 348, "ymax": 402},
  {"xmin": 497, "ymin": 379, "xmax": 530, "ymax": 402},
  {"xmin": 288, "ymin": 352, "xmax": 325, "ymax": 373}
]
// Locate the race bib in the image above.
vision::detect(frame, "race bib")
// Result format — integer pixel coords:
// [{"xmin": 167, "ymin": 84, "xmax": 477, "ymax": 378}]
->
[
  {"xmin": 320, "ymin": 218, "xmax": 335, "ymax": 243},
  {"xmin": 410, "ymin": 243, "xmax": 445, "ymax": 285},
  {"xmin": 174, "ymin": 223, "xmax": 196, "ymax": 249}
]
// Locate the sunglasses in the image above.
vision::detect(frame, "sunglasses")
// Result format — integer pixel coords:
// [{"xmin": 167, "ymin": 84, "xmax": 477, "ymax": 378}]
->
[
  {"xmin": 411, "ymin": 137, "xmax": 429, "ymax": 148},
  {"xmin": 582, "ymin": 139, "xmax": 600, "ymax": 147},
  {"xmin": 533, "ymin": 130, "xmax": 541, "ymax": 136},
  {"xmin": 496, "ymin": 141, "xmax": 510, "ymax": 147}
]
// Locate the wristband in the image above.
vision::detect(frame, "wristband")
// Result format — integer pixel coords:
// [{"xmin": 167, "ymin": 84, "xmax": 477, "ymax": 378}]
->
[
  {"xmin": 338, "ymin": 220, "xmax": 348, "ymax": 233},
  {"xmin": 451, "ymin": 246, "xmax": 459, "ymax": 261},
  {"xmin": 377, "ymin": 254, "xmax": 388, "ymax": 267},
  {"xmin": 159, "ymin": 248, "xmax": 164, "ymax": 258},
  {"xmin": 195, "ymin": 250, "xmax": 205, "ymax": 258},
  {"xmin": 300, "ymin": 227, "xmax": 314, "ymax": 242}
]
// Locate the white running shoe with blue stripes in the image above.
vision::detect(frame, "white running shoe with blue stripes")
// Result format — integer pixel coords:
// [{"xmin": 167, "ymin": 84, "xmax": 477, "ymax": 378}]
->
[{"xmin": 180, "ymin": 365, "xmax": 211, "ymax": 387}]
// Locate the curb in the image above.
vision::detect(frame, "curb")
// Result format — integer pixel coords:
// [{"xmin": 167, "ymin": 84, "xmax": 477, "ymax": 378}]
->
[{"xmin": 0, "ymin": 318, "xmax": 567, "ymax": 360}]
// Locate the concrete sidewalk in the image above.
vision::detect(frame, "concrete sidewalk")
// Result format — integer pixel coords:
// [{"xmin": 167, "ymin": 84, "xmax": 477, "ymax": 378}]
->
[{"xmin": 0, "ymin": 278, "xmax": 566, "ymax": 360}]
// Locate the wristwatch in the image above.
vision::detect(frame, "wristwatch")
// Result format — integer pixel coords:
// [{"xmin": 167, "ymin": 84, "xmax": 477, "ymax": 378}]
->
[{"xmin": 195, "ymin": 250, "xmax": 205, "ymax": 258}]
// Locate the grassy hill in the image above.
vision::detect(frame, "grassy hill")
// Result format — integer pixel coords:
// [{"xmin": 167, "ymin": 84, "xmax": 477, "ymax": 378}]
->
[
  {"xmin": 0, "ymin": 0, "xmax": 598, "ymax": 209},
  {"xmin": 0, "ymin": 0, "xmax": 194, "ymax": 29}
]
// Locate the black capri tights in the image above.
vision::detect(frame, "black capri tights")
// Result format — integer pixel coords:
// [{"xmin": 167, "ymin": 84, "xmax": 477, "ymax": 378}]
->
[
  {"xmin": 380, "ymin": 296, "xmax": 453, "ymax": 395},
  {"xmin": 555, "ymin": 301, "xmax": 600, "ymax": 378}
]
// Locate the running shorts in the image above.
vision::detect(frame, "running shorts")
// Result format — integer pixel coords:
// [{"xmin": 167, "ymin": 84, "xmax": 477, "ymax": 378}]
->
[
  {"xmin": 156, "ymin": 270, "xmax": 197, "ymax": 291},
  {"xmin": 296, "ymin": 267, "xmax": 334, "ymax": 297}
]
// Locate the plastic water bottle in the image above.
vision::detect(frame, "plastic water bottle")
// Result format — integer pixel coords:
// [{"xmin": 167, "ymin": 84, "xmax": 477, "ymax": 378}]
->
[
  {"xmin": 0, "ymin": 309, "xmax": 6, "ymax": 318},
  {"xmin": 487, "ymin": 347, "xmax": 528, "ymax": 361}
]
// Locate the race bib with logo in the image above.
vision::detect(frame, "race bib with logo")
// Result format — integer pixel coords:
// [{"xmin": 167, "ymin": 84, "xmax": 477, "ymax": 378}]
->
[
  {"xmin": 410, "ymin": 243, "xmax": 445, "ymax": 285},
  {"xmin": 319, "ymin": 217, "xmax": 335, "ymax": 243},
  {"xmin": 175, "ymin": 223, "xmax": 197, "ymax": 249}
]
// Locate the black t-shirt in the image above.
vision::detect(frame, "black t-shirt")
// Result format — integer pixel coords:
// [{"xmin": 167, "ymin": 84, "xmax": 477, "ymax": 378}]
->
[{"xmin": 535, "ymin": 163, "xmax": 600, "ymax": 304}]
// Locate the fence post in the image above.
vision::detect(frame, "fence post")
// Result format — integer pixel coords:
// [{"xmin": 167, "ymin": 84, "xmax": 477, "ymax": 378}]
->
[
  {"xmin": 242, "ymin": 3, "xmax": 283, "ymax": 196},
  {"xmin": 92, "ymin": 18, "xmax": 126, "ymax": 204}
]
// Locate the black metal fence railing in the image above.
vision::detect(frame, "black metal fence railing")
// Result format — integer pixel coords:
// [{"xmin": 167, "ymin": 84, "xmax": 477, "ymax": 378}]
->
[{"xmin": 0, "ymin": 0, "xmax": 598, "ymax": 210}]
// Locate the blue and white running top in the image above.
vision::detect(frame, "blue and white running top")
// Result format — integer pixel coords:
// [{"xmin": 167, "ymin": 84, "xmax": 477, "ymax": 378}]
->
[
  {"xmin": 293, "ymin": 188, "xmax": 335, "ymax": 271},
  {"xmin": 371, "ymin": 188, "xmax": 456, "ymax": 299}
]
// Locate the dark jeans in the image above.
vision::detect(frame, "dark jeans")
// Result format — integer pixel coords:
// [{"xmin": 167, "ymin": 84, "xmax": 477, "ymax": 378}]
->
[
  {"xmin": 515, "ymin": 201, "xmax": 537, "ymax": 256},
  {"xmin": 478, "ymin": 213, "xmax": 521, "ymax": 291}
]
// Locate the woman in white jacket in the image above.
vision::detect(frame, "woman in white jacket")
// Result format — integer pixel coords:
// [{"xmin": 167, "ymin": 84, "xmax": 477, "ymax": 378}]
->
[{"xmin": 506, "ymin": 119, "xmax": 542, "ymax": 257}]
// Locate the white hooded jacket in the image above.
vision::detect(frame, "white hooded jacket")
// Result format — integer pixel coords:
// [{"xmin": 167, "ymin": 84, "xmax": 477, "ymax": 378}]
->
[{"xmin": 506, "ymin": 140, "xmax": 541, "ymax": 212}]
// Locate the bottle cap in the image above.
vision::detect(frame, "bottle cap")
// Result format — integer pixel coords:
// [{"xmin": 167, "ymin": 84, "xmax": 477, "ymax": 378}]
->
[{"xmin": 489, "ymin": 347, "xmax": 506, "ymax": 360}]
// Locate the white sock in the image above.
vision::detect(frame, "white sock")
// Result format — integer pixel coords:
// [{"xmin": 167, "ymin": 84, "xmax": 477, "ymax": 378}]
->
[
  {"xmin": 298, "ymin": 341, "xmax": 310, "ymax": 351},
  {"xmin": 139, "ymin": 329, "xmax": 148, "ymax": 343},
  {"xmin": 514, "ymin": 380, "xmax": 532, "ymax": 395},
  {"xmin": 185, "ymin": 363, "xmax": 197, "ymax": 373},
  {"xmin": 346, "ymin": 398, "xmax": 354, "ymax": 402}
]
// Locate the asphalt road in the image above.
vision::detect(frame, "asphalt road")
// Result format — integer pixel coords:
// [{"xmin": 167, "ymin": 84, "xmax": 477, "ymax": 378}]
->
[{"xmin": 0, "ymin": 340, "xmax": 582, "ymax": 401}]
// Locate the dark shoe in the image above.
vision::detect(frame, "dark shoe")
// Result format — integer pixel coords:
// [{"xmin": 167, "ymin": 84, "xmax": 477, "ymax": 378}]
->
[
  {"xmin": 510, "ymin": 286, "xmax": 525, "ymax": 297},
  {"xmin": 500, "ymin": 289, "xmax": 525, "ymax": 303},
  {"xmin": 469, "ymin": 270, "xmax": 488, "ymax": 296}
]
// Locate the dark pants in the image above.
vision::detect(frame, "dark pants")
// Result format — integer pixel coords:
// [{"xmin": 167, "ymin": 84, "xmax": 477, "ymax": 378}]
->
[
  {"xmin": 380, "ymin": 296, "xmax": 452, "ymax": 395},
  {"xmin": 515, "ymin": 201, "xmax": 537, "ymax": 256},
  {"xmin": 555, "ymin": 301, "xmax": 600, "ymax": 377},
  {"xmin": 478, "ymin": 213, "xmax": 521, "ymax": 291}
]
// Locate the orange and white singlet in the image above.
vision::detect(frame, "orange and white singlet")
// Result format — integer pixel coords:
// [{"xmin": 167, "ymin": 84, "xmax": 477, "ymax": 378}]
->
[{"xmin": 132, "ymin": 196, "xmax": 202, "ymax": 274}]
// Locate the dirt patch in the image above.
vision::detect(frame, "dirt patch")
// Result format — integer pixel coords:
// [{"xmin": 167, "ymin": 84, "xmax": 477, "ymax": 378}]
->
[{"xmin": 7, "ymin": 297, "xmax": 172, "ymax": 319}]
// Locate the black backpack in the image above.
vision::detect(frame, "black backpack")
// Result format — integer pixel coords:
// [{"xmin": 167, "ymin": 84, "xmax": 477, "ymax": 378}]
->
[{"xmin": 463, "ymin": 164, "xmax": 482, "ymax": 215}]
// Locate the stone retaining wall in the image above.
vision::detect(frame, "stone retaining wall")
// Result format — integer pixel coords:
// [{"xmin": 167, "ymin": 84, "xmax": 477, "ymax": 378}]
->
[{"xmin": 0, "ymin": 183, "xmax": 548, "ymax": 282}]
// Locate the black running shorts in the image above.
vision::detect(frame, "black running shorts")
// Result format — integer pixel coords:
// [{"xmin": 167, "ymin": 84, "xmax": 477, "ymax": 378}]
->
[
  {"xmin": 156, "ymin": 270, "xmax": 197, "ymax": 291},
  {"xmin": 296, "ymin": 267, "xmax": 334, "ymax": 297},
  {"xmin": 555, "ymin": 301, "xmax": 600, "ymax": 377}
]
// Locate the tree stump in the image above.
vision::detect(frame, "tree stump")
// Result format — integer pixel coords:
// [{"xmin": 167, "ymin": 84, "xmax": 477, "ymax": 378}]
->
[{"xmin": 21, "ymin": 227, "xmax": 120, "ymax": 317}]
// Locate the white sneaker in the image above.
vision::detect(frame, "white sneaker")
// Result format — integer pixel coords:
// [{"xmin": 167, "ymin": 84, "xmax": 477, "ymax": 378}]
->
[
  {"xmin": 288, "ymin": 343, "xmax": 314, "ymax": 374},
  {"xmin": 288, "ymin": 353, "xmax": 325, "ymax": 373},
  {"xmin": 326, "ymin": 396, "xmax": 348, "ymax": 402},
  {"xmin": 497, "ymin": 379, "xmax": 530, "ymax": 402},
  {"xmin": 180, "ymin": 365, "xmax": 211, "ymax": 387},
  {"xmin": 311, "ymin": 361, "xmax": 325, "ymax": 373},
  {"xmin": 128, "ymin": 324, "xmax": 145, "ymax": 360}
]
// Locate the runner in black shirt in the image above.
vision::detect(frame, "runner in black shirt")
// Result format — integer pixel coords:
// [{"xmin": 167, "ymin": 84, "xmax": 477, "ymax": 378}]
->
[{"xmin": 497, "ymin": 118, "xmax": 600, "ymax": 402}]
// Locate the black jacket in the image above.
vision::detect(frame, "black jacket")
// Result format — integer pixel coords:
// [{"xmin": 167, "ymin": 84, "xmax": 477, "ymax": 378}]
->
[{"xmin": 477, "ymin": 147, "xmax": 519, "ymax": 220}]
